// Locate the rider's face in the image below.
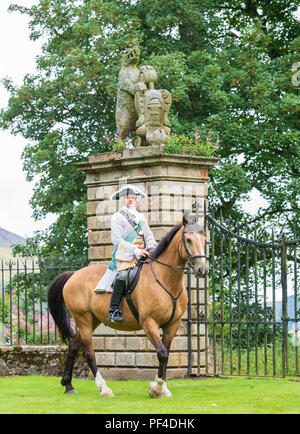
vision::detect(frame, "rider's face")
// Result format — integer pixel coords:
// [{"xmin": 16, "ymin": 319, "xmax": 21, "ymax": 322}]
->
[{"xmin": 124, "ymin": 195, "xmax": 137, "ymax": 208}]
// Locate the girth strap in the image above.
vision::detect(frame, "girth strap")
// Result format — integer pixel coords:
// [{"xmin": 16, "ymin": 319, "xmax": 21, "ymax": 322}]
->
[{"xmin": 125, "ymin": 293, "xmax": 139, "ymax": 323}]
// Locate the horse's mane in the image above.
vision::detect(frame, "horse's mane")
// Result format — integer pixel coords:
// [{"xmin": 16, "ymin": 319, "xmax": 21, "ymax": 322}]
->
[{"xmin": 151, "ymin": 223, "xmax": 183, "ymax": 259}]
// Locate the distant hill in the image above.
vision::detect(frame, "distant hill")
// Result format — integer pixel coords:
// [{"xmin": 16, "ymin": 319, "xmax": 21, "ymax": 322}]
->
[
  {"xmin": 0, "ymin": 229, "xmax": 26, "ymax": 282},
  {"xmin": 0, "ymin": 227, "xmax": 26, "ymax": 249}
]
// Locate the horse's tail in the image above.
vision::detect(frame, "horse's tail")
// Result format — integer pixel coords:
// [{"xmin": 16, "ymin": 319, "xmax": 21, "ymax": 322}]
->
[{"xmin": 47, "ymin": 271, "xmax": 75, "ymax": 343}]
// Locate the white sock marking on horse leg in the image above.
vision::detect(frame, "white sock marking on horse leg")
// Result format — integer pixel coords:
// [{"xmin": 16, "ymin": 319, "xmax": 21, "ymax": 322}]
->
[
  {"xmin": 149, "ymin": 376, "xmax": 172, "ymax": 398},
  {"xmin": 161, "ymin": 380, "xmax": 172, "ymax": 397},
  {"xmin": 95, "ymin": 370, "xmax": 114, "ymax": 397}
]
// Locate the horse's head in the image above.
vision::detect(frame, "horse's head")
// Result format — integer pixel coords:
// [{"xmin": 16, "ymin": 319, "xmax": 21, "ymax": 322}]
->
[{"xmin": 180, "ymin": 211, "xmax": 208, "ymax": 278}]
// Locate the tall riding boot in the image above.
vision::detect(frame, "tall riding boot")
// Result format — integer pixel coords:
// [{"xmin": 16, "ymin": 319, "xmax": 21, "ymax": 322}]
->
[{"xmin": 108, "ymin": 278, "xmax": 126, "ymax": 323}]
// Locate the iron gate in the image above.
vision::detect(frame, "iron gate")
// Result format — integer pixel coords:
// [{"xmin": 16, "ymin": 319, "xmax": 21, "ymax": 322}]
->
[
  {"xmin": 0, "ymin": 256, "xmax": 87, "ymax": 345},
  {"xmin": 187, "ymin": 206, "xmax": 299, "ymax": 378}
]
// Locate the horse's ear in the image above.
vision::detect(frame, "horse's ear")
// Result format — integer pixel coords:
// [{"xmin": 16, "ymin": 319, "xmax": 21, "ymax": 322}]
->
[{"xmin": 182, "ymin": 210, "xmax": 191, "ymax": 226}]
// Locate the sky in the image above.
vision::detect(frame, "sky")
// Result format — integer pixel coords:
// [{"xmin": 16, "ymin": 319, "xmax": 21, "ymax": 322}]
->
[
  {"xmin": 0, "ymin": 0, "xmax": 56, "ymax": 238},
  {"xmin": 0, "ymin": 1, "xmax": 298, "ymax": 239}
]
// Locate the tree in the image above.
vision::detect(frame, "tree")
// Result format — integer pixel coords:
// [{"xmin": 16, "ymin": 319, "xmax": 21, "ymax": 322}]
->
[{"xmin": 1, "ymin": 0, "xmax": 299, "ymax": 257}]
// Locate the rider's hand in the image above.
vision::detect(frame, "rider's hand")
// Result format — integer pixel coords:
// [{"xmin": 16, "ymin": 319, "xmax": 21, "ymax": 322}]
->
[{"xmin": 139, "ymin": 249, "xmax": 150, "ymax": 258}]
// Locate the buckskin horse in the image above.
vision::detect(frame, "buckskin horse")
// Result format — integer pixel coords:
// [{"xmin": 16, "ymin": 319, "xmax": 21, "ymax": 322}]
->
[{"xmin": 47, "ymin": 212, "xmax": 208, "ymax": 398}]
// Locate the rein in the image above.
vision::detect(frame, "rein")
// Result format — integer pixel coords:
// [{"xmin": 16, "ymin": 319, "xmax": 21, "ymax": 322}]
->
[{"xmin": 142, "ymin": 227, "xmax": 207, "ymax": 328}]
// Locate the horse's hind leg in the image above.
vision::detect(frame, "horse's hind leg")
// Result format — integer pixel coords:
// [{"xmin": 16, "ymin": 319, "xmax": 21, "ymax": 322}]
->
[
  {"xmin": 76, "ymin": 314, "xmax": 114, "ymax": 397},
  {"xmin": 61, "ymin": 331, "xmax": 80, "ymax": 394}
]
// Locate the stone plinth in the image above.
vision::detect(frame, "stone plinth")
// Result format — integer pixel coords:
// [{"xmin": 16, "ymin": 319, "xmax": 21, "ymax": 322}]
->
[{"xmin": 77, "ymin": 147, "xmax": 218, "ymax": 380}]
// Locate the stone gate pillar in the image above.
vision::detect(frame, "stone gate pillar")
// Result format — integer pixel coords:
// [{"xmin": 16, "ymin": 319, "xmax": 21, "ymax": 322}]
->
[{"xmin": 77, "ymin": 146, "xmax": 218, "ymax": 380}]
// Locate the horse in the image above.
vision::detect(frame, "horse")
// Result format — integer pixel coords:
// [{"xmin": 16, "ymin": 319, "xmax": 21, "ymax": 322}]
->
[{"xmin": 47, "ymin": 212, "xmax": 208, "ymax": 398}]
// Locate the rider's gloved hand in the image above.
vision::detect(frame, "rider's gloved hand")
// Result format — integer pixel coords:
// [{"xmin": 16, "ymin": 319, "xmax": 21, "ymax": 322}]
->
[
  {"xmin": 139, "ymin": 249, "xmax": 150, "ymax": 258},
  {"xmin": 134, "ymin": 248, "xmax": 149, "ymax": 259}
]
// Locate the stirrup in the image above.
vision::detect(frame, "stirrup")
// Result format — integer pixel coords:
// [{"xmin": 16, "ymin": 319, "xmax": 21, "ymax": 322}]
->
[{"xmin": 108, "ymin": 310, "xmax": 125, "ymax": 323}]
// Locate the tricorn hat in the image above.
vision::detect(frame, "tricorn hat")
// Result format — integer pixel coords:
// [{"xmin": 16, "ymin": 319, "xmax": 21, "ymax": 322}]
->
[{"xmin": 110, "ymin": 184, "xmax": 147, "ymax": 200}]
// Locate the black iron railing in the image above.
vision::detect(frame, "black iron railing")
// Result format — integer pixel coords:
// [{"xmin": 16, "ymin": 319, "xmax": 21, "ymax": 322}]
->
[
  {"xmin": 187, "ymin": 205, "xmax": 299, "ymax": 378},
  {"xmin": 0, "ymin": 257, "xmax": 88, "ymax": 346}
]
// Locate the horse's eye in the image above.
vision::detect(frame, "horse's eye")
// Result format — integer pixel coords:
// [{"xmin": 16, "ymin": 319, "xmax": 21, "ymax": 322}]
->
[{"xmin": 186, "ymin": 238, "xmax": 192, "ymax": 244}]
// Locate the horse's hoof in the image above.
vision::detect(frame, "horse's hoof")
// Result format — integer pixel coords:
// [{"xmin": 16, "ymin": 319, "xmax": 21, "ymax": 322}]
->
[
  {"xmin": 65, "ymin": 388, "xmax": 78, "ymax": 394},
  {"xmin": 161, "ymin": 390, "xmax": 172, "ymax": 398},
  {"xmin": 100, "ymin": 389, "xmax": 114, "ymax": 397},
  {"xmin": 148, "ymin": 384, "xmax": 161, "ymax": 399},
  {"xmin": 149, "ymin": 389, "xmax": 172, "ymax": 398},
  {"xmin": 161, "ymin": 382, "xmax": 172, "ymax": 398},
  {"xmin": 148, "ymin": 378, "xmax": 172, "ymax": 398},
  {"xmin": 149, "ymin": 391, "xmax": 161, "ymax": 398}
]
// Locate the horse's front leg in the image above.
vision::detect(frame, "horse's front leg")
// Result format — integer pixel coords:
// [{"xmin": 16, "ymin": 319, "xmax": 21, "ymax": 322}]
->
[
  {"xmin": 142, "ymin": 318, "xmax": 179, "ymax": 398},
  {"xmin": 151, "ymin": 319, "xmax": 183, "ymax": 398}
]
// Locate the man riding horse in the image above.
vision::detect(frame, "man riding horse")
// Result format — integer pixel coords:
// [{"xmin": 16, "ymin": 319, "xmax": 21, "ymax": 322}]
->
[
  {"xmin": 95, "ymin": 184, "xmax": 157, "ymax": 323},
  {"xmin": 48, "ymin": 192, "xmax": 208, "ymax": 397}
]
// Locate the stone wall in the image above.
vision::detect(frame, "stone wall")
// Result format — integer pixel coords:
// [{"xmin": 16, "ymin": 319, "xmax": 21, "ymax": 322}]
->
[
  {"xmin": 0, "ymin": 345, "xmax": 89, "ymax": 378},
  {"xmin": 77, "ymin": 147, "xmax": 218, "ymax": 380}
]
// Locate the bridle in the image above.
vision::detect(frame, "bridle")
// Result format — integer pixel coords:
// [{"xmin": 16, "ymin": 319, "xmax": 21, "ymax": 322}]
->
[
  {"xmin": 180, "ymin": 227, "xmax": 208, "ymax": 269},
  {"xmin": 145, "ymin": 226, "xmax": 208, "ymax": 271}
]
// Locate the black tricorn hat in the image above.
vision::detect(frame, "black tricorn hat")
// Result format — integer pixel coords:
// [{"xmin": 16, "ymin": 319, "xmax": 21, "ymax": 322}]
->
[{"xmin": 110, "ymin": 184, "xmax": 147, "ymax": 200}]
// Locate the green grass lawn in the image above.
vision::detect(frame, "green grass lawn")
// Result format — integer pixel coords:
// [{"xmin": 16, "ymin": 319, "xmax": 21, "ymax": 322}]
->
[{"xmin": 0, "ymin": 376, "xmax": 299, "ymax": 414}]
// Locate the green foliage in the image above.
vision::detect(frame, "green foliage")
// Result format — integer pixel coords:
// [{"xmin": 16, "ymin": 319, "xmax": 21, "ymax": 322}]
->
[
  {"xmin": 165, "ymin": 130, "xmax": 218, "ymax": 157},
  {"xmin": 0, "ymin": 0, "xmax": 299, "ymax": 256}
]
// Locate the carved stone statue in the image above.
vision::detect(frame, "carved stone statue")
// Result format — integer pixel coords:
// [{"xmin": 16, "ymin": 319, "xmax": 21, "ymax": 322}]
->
[
  {"xmin": 116, "ymin": 46, "xmax": 140, "ymax": 141},
  {"xmin": 116, "ymin": 47, "xmax": 172, "ymax": 147},
  {"xmin": 134, "ymin": 65, "xmax": 172, "ymax": 147}
]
